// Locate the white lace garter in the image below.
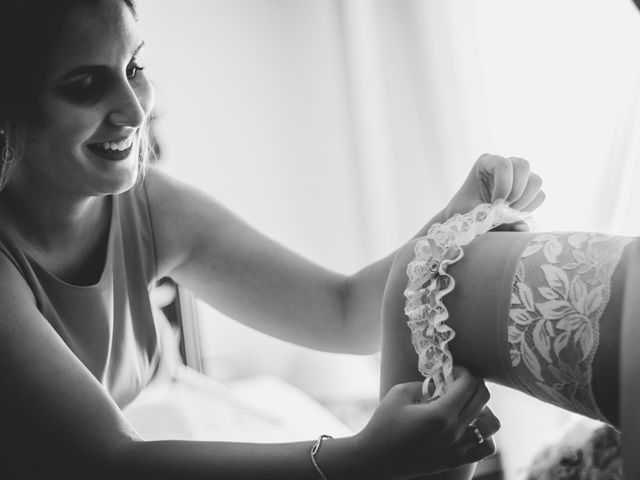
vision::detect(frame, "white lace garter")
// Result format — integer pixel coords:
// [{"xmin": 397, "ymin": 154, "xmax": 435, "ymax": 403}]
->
[{"xmin": 404, "ymin": 203, "xmax": 533, "ymax": 400}]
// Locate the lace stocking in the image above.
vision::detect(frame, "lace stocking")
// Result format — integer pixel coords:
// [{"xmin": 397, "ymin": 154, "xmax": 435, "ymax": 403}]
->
[{"xmin": 507, "ymin": 233, "xmax": 632, "ymax": 420}]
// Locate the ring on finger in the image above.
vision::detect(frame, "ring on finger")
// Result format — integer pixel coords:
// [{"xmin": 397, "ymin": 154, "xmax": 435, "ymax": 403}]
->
[{"xmin": 468, "ymin": 424, "xmax": 484, "ymax": 445}]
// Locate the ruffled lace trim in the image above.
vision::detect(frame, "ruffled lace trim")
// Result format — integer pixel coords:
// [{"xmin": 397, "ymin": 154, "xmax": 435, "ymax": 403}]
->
[{"xmin": 404, "ymin": 203, "xmax": 533, "ymax": 399}]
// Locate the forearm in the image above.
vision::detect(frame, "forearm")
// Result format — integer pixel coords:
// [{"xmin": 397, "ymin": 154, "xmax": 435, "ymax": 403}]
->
[
  {"xmin": 406, "ymin": 466, "xmax": 476, "ymax": 480},
  {"xmin": 75, "ymin": 436, "xmax": 374, "ymax": 480},
  {"xmin": 342, "ymin": 208, "xmax": 448, "ymax": 353}
]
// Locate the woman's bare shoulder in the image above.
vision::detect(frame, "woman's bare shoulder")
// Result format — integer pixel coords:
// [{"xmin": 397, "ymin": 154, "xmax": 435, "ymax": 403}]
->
[
  {"xmin": 142, "ymin": 166, "xmax": 224, "ymax": 222},
  {"xmin": 139, "ymin": 166, "xmax": 244, "ymax": 279},
  {"xmin": 0, "ymin": 249, "xmax": 36, "ymax": 306}
]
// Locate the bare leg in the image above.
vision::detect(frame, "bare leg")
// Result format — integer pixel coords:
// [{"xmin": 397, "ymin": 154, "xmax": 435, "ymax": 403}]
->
[
  {"xmin": 621, "ymin": 241, "xmax": 640, "ymax": 477},
  {"xmin": 381, "ymin": 232, "xmax": 638, "ymax": 428}
]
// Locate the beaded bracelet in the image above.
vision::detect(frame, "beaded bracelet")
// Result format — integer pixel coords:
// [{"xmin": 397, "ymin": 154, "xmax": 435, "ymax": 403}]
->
[{"xmin": 310, "ymin": 434, "xmax": 333, "ymax": 480}]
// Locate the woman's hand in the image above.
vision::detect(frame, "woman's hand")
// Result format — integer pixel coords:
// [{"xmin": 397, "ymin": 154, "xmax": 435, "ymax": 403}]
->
[
  {"xmin": 444, "ymin": 154, "xmax": 545, "ymax": 228},
  {"xmin": 355, "ymin": 367, "xmax": 499, "ymax": 479}
]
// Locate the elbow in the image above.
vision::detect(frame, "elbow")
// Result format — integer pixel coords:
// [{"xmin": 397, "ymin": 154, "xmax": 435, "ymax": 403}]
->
[
  {"xmin": 339, "ymin": 279, "xmax": 382, "ymax": 355},
  {"xmin": 96, "ymin": 437, "xmax": 148, "ymax": 479}
]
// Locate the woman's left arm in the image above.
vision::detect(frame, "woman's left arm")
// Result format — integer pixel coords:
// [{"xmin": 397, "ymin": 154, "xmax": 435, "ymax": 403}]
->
[{"xmin": 145, "ymin": 154, "xmax": 543, "ymax": 354}]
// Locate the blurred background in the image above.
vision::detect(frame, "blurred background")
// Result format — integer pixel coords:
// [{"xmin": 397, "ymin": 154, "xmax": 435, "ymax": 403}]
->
[{"xmin": 126, "ymin": 0, "xmax": 640, "ymax": 478}]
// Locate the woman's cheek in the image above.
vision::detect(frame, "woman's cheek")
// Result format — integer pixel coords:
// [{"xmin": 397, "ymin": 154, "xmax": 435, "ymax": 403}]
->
[{"xmin": 136, "ymin": 75, "xmax": 155, "ymax": 117}]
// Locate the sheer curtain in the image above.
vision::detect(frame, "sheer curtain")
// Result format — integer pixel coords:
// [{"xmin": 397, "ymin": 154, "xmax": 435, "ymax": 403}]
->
[
  {"xmin": 137, "ymin": 0, "xmax": 640, "ymax": 476},
  {"xmin": 341, "ymin": 0, "xmax": 640, "ymax": 238},
  {"xmin": 341, "ymin": 0, "xmax": 640, "ymax": 476},
  {"xmin": 137, "ymin": 0, "xmax": 382, "ymax": 417}
]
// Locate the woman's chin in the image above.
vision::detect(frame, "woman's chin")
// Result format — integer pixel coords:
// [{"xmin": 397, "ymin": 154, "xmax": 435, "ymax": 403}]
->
[
  {"xmin": 108, "ymin": 166, "xmax": 142, "ymax": 195},
  {"xmin": 85, "ymin": 146, "xmax": 142, "ymax": 193}
]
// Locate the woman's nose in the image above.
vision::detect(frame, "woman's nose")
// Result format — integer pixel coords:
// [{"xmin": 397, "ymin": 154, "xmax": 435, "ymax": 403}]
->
[{"xmin": 107, "ymin": 81, "xmax": 148, "ymax": 128}]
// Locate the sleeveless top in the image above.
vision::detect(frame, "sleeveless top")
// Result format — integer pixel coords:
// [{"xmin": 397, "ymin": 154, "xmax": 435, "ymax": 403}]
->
[{"xmin": 0, "ymin": 182, "xmax": 161, "ymax": 408}]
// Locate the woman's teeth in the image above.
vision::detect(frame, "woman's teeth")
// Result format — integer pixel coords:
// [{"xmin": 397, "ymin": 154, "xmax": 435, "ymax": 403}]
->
[{"xmin": 97, "ymin": 137, "xmax": 134, "ymax": 151}]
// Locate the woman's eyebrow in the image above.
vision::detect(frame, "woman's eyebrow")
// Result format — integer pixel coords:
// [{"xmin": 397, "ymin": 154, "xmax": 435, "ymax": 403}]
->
[
  {"xmin": 56, "ymin": 65, "xmax": 108, "ymax": 83},
  {"xmin": 133, "ymin": 40, "xmax": 145, "ymax": 56},
  {"xmin": 55, "ymin": 41, "xmax": 145, "ymax": 83}
]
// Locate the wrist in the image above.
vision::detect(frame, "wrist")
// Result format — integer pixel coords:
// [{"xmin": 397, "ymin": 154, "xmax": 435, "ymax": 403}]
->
[
  {"xmin": 318, "ymin": 434, "xmax": 385, "ymax": 480},
  {"xmin": 442, "ymin": 199, "xmax": 466, "ymax": 222},
  {"xmin": 438, "ymin": 205, "xmax": 453, "ymax": 224},
  {"xmin": 415, "ymin": 208, "xmax": 449, "ymax": 239}
]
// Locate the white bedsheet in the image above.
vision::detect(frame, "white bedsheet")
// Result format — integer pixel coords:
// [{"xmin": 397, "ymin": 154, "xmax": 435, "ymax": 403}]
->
[{"xmin": 124, "ymin": 365, "xmax": 353, "ymax": 442}]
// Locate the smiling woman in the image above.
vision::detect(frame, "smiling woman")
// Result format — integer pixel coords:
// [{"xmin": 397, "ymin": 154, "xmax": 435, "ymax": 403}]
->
[
  {"xmin": 0, "ymin": 0, "xmax": 152, "ymax": 191},
  {"xmin": 23, "ymin": 2, "xmax": 153, "ymax": 196},
  {"xmin": 0, "ymin": 1, "xmax": 552, "ymax": 479}
]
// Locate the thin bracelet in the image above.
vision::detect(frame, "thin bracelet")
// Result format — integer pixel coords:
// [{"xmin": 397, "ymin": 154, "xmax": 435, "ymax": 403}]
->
[{"xmin": 310, "ymin": 434, "xmax": 333, "ymax": 480}]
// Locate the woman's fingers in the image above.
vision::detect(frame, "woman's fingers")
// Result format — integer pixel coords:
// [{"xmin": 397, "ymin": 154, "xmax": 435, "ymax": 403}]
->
[
  {"xmin": 456, "ymin": 379, "xmax": 491, "ymax": 428},
  {"xmin": 504, "ymin": 157, "xmax": 530, "ymax": 203},
  {"xmin": 462, "ymin": 406, "xmax": 500, "ymax": 445},
  {"xmin": 452, "ymin": 407, "xmax": 500, "ymax": 464},
  {"xmin": 432, "ymin": 366, "xmax": 486, "ymax": 417},
  {"xmin": 509, "ymin": 172, "xmax": 544, "ymax": 211},
  {"xmin": 463, "ymin": 414, "xmax": 499, "ymax": 460},
  {"xmin": 441, "ymin": 406, "xmax": 500, "ymax": 467},
  {"xmin": 465, "ymin": 434, "xmax": 497, "ymax": 462},
  {"xmin": 477, "ymin": 154, "xmax": 514, "ymax": 203},
  {"xmin": 520, "ymin": 189, "xmax": 546, "ymax": 213},
  {"xmin": 491, "ymin": 220, "xmax": 529, "ymax": 232},
  {"xmin": 476, "ymin": 154, "xmax": 544, "ymax": 212},
  {"xmin": 425, "ymin": 367, "xmax": 494, "ymax": 443},
  {"xmin": 447, "ymin": 153, "xmax": 544, "ymax": 219}
]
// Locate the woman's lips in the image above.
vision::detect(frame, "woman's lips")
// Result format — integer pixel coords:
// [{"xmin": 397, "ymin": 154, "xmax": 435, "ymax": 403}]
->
[
  {"xmin": 86, "ymin": 138, "xmax": 135, "ymax": 161},
  {"xmin": 87, "ymin": 144, "xmax": 133, "ymax": 161}
]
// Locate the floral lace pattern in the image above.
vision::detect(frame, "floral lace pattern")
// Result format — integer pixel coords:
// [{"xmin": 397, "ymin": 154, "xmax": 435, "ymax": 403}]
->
[
  {"xmin": 508, "ymin": 233, "xmax": 632, "ymax": 420},
  {"xmin": 404, "ymin": 203, "xmax": 532, "ymax": 399}
]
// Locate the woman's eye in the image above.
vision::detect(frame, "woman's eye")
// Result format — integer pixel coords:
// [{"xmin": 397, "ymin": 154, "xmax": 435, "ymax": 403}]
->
[
  {"xmin": 76, "ymin": 75, "xmax": 93, "ymax": 89},
  {"xmin": 126, "ymin": 62, "xmax": 145, "ymax": 80},
  {"xmin": 57, "ymin": 74, "xmax": 105, "ymax": 104}
]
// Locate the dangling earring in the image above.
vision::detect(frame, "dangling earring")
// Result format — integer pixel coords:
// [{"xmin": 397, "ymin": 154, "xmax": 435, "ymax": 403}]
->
[
  {"xmin": 0, "ymin": 128, "xmax": 16, "ymax": 189},
  {"xmin": 1, "ymin": 142, "xmax": 15, "ymax": 164}
]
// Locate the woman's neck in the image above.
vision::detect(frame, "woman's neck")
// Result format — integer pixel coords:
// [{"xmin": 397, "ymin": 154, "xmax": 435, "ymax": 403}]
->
[{"xmin": 0, "ymin": 180, "xmax": 109, "ymax": 257}]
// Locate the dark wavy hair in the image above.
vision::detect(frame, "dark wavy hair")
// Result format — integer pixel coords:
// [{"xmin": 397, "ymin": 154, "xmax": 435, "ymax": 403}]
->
[{"xmin": 0, "ymin": 0, "xmax": 152, "ymax": 190}]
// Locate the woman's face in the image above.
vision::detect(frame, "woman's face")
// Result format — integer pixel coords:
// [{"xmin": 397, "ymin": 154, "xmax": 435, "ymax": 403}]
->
[{"xmin": 18, "ymin": 0, "xmax": 154, "ymax": 198}]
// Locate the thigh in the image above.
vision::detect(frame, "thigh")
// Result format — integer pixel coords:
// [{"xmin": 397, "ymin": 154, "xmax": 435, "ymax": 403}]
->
[
  {"xmin": 380, "ymin": 232, "xmax": 531, "ymax": 397},
  {"xmin": 593, "ymin": 237, "xmax": 639, "ymax": 426},
  {"xmin": 381, "ymin": 231, "xmax": 634, "ymax": 426},
  {"xmin": 621, "ymin": 241, "xmax": 640, "ymax": 476}
]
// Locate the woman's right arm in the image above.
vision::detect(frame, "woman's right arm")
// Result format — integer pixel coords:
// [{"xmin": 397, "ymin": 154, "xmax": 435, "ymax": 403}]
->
[{"xmin": 0, "ymin": 253, "xmax": 496, "ymax": 479}]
